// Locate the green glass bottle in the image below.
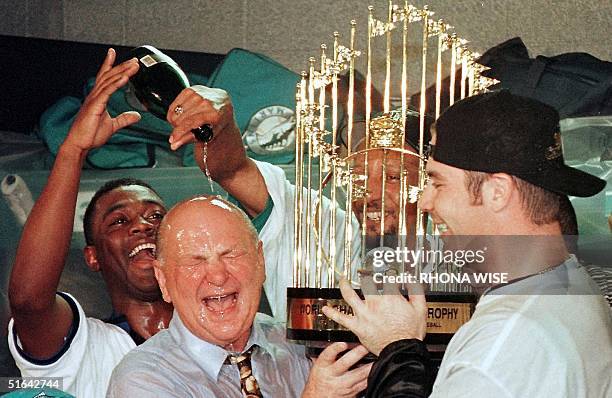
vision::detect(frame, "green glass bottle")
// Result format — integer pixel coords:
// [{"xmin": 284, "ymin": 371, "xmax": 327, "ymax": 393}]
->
[{"xmin": 128, "ymin": 45, "xmax": 213, "ymax": 142}]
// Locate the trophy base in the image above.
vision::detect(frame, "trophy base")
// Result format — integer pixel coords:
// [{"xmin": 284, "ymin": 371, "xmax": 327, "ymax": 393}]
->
[{"xmin": 287, "ymin": 287, "xmax": 476, "ymax": 346}]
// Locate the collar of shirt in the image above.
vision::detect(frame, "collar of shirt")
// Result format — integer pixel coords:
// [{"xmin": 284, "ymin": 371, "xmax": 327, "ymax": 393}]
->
[
  {"xmin": 168, "ymin": 311, "xmax": 274, "ymax": 381},
  {"xmin": 481, "ymin": 254, "xmax": 578, "ymax": 299}
]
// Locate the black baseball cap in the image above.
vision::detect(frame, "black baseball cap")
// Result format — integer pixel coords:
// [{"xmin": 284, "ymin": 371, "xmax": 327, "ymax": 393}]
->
[{"xmin": 432, "ymin": 90, "xmax": 606, "ymax": 197}]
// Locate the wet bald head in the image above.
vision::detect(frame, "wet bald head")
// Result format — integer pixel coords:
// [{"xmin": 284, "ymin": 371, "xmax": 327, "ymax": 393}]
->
[{"xmin": 156, "ymin": 195, "xmax": 258, "ymax": 265}]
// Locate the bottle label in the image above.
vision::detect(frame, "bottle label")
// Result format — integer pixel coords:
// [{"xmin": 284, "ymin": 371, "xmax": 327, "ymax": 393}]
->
[{"xmin": 140, "ymin": 54, "xmax": 158, "ymax": 68}]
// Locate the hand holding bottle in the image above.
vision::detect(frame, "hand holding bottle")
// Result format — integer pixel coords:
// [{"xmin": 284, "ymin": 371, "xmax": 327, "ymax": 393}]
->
[
  {"xmin": 167, "ymin": 85, "xmax": 240, "ymax": 150},
  {"xmin": 128, "ymin": 45, "xmax": 215, "ymax": 143},
  {"xmin": 62, "ymin": 48, "xmax": 141, "ymax": 154}
]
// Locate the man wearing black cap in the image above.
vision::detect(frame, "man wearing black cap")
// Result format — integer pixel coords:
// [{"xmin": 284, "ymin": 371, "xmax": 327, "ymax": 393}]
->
[{"xmin": 324, "ymin": 90, "xmax": 612, "ymax": 397}]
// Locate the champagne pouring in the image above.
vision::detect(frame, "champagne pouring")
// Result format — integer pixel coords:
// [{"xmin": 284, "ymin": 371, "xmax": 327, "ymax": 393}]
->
[{"xmin": 127, "ymin": 45, "xmax": 214, "ymax": 142}]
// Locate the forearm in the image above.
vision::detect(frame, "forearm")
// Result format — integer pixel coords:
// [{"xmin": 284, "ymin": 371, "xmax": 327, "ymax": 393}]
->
[
  {"xmin": 9, "ymin": 143, "xmax": 86, "ymax": 313},
  {"xmin": 170, "ymin": 85, "xmax": 270, "ymax": 215},
  {"xmin": 216, "ymin": 158, "xmax": 268, "ymax": 216},
  {"xmin": 202, "ymin": 110, "xmax": 247, "ymax": 182},
  {"xmin": 202, "ymin": 133, "xmax": 267, "ymax": 217},
  {"xmin": 365, "ymin": 339, "xmax": 433, "ymax": 398}
]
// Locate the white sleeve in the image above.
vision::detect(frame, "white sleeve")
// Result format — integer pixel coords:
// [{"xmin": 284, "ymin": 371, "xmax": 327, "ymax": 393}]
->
[
  {"xmin": 431, "ymin": 364, "xmax": 513, "ymax": 398},
  {"xmin": 8, "ymin": 292, "xmax": 135, "ymax": 398},
  {"xmin": 254, "ymin": 160, "xmax": 362, "ymax": 321},
  {"xmin": 253, "ymin": 160, "xmax": 291, "ymax": 320},
  {"xmin": 255, "ymin": 160, "xmax": 361, "ymax": 282},
  {"xmin": 8, "ymin": 292, "xmax": 90, "ymax": 383}
]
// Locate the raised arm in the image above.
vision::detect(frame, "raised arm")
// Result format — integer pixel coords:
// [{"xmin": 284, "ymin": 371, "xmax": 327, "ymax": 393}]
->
[
  {"xmin": 8, "ymin": 49, "xmax": 140, "ymax": 359},
  {"xmin": 166, "ymin": 86, "xmax": 269, "ymax": 216}
]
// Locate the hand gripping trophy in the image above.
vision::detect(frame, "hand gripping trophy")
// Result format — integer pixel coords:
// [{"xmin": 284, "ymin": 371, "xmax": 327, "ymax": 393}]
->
[{"xmin": 286, "ymin": 1, "xmax": 499, "ymax": 356}]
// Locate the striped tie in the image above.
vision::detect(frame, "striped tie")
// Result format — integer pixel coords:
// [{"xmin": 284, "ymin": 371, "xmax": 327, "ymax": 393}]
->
[{"xmin": 226, "ymin": 346, "xmax": 263, "ymax": 397}]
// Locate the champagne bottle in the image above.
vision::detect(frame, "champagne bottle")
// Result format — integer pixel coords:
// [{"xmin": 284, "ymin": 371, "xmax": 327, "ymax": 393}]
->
[{"xmin": 128, "ymin": 45, "xmax": 213, "ymax": 142}]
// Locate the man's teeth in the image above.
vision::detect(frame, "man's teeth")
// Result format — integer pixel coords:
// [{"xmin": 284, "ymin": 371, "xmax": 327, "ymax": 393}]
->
[
  {"xmin": 203, "ymin": 293, "xmax": 237, "ymax": 312},
  {"xmin": 128, "ymin": 243, "xmax": 157, "ymax": 258},
  {"xmin": 366, "ymin": 212, "xmax": 381, "ymax": 221}
]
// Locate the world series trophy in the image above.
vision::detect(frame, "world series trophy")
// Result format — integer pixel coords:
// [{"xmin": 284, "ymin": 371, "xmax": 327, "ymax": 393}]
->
[{"xmin": 286, "ymin": 2, "xmax": 499, "ymax": 355}]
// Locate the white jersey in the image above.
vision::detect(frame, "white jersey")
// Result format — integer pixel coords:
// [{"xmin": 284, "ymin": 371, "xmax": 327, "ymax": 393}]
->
[
  {"xmin": 8, "ymin": 293, "xmax": 136, "ymax": 398},
  {"xmin": 255, "ymin": 160, "xmax": 361, "ymax": 321},
  {"xmin": 432, "ymin": 257, "xmax": 612, "ymax": 397}
]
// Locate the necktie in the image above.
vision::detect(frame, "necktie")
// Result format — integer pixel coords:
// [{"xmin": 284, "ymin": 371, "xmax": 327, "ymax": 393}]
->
[{"xmin": 226, "ymin": 346, "xmax": 263, "ymax": 398}]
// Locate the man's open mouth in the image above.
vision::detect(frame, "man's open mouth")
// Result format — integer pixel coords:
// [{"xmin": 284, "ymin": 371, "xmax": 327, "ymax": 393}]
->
[
  {"xmin": 366, "ymin": 211, "xmax": 381, "ymax": 221},
  {"xmin": 203, "ymin": 293, "xmax": 238, "ymax": 313},
  {"xmin": 365, "ymin": 211, "xmax": 397, "ymax": 221},
  {"xmin": 128, "ymin": 243, "xmax": 157, "ymax": 260}
]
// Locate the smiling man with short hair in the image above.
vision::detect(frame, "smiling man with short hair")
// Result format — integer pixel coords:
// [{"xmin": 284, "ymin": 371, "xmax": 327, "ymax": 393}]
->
[{"xmin": 325, "ymin": 90, "xmax": 612, "ymax": 398}]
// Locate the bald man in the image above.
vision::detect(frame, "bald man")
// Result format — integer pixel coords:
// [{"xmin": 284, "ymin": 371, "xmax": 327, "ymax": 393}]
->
[{"xmin": 107, "ymin": 196, "xmax": 371, "ymax": 398}]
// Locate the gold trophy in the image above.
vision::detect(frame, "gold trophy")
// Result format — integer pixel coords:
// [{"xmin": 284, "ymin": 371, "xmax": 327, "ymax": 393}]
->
[{"xmin": 287, "ymin": 2, "xmax": 498, "ymax": 354}]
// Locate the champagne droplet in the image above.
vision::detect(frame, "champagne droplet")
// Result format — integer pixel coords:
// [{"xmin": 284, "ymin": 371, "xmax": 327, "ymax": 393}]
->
[{"xmin": 202, "ymin": 143, "xmax": 215, "ymax": 193}]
